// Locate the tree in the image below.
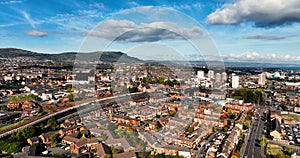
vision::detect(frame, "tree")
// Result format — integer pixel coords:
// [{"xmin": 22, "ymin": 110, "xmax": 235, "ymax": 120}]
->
[
  {"xmin": 212, "ymin": 126, "xmax": 217, "ymax": 132},
  {"xmin": 6, "ymin": 142, "xmax": 22, "ymax": 154},
  {"xmin": 50, "ymin": 133, "xmax": 60, "ymax": 147},
  {"xmin": 47, "ymin": 117, "xmax": 59, "ymax": 131},
  {"xmin": 282, "ymin": 147, "xmax": 292, "ymax": 155},
  {"xmin": 275, "ymin": 152, "xmax": 290, "ymax": 158},
  {"xmin": 111, "ymin": 146, "xmax": 124, "ymax": 154},
  {"xmin": 138, "ymin": 151, "xmax": 151, "ymax": 158},
  {"xmin": 259, "ymin": 137, "xmax": 267, "ymax": 147},
  {"xmin": 243, "ymin": 120, "xmax": 251, "ymax": 129},
  {"xmin": 103, "ymin": 154, "xmax": 112, "ymax": 158},
  {"xmin": 227, "ymin": 120, "xmax": 232, "ymax": 127},
  {"xmin": 128, "ymin": 86, "xmax": 139, "ymax": 93},
  {"xmin": 231, "ymin": 151, "xmax": 240, "ymax": 158},
  {"xmin": 16, "ymin": 125, "xmax": 36, "ymax": 141},
  {"xmin": 155, "ymin": 121, "xmax": 163, "ymax": 130},
  {"xmin": 40, "ymin": 123, "xmax": 45, "ymax": 131},
  {"xmin": 227, "ymin": 108, "xmax": 233, "ymax": 114},
  {"xmin": 67, "ymin": 93, "xmax": 74, "ymax": 102},
  {"xmin": 156, "ymin": 76, "xmax": 165, "ymax": 84},
  {"xmin": 247, "ymin": 110, "xmax": 254, "ymax": 117},
  {"xmin": 141, "ymin": 77, "xmax": 151, "ymax": 84},
  {"xmin": 186, "ymin": 126, "xmax": 194, "ymax": 133},
  {"xmin": 223, "ymin": 126, "xmax": 228, "ymax": 132}
]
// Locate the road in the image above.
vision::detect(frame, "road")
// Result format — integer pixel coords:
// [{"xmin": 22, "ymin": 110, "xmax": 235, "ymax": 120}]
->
[
  {"xmin": 0, "ymin": 92, "xmax": 145, "ymax": 139},
  {"xmin": 244, "ymin": 105, "xmax": 267, "ymax": 158}
]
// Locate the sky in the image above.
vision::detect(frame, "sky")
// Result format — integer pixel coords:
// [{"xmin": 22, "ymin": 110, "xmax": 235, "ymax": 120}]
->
[{"xmin": 0, "ymin": 0, "xmax": 300, "ymax": 63}]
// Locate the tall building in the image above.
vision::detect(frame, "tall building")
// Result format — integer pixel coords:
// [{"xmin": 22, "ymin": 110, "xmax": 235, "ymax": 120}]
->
[
  {"xmin": 231, "ymin": 75, "xmax": 239, "ymax": 88},
  {"xmin": 215, "ymin": 73, "xmax": 221, "ymax": 83},
  {"xmin": 197, "ymin": 70, "xmax": 204, "ymax": 79},
  {"xmin": 208, "ymin": 70, "xmax": 214, "ymax": 80},
  {"xmin": 258, "ymin": 72, "xmax": 266, "ymax": 86},
  {"xmin": 221, "ymin": 72, "xmax": 227, "ymax": 83}
]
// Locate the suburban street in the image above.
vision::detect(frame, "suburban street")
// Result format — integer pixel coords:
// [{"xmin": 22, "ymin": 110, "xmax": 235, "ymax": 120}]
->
[{"xmin": 244, "ymin": 105, "xmax": 266, "ymax": 158}]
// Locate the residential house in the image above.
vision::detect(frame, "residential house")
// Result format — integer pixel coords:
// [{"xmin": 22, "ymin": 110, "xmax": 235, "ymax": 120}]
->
[
  {"xmin": 96, "ymin": 143, "xmax": 112, "ymax": 158},
  {"xmin": 27, "ymin": 137, "xmax": 39, "ymax": 146},
  {"xmin": 113, "ymin": 152, "xmax": 137, "ymax": 158},
  {"xmin": 39, "ymin": 131, "xmax": 56, "ymax": 145},
  {"xmin": 59, "ymin": 126, "xmax": 78, "ymax": 137},
  {"xmin": 62, "ymin": 135, "xmax": 98, "ymax": 154}
]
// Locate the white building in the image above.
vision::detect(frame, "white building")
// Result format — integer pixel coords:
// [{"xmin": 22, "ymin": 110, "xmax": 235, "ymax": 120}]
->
[
  {"xmin": 231, "ymin": 75, "xmax": 239, "ymax": 88},
  {"xmin": 208, "ymin": 70, "xmax": 214, "ymax": 80},
  {"xmin": 215, "ymin": 73, "xmax": 221, "ymax": 83},
  {"xmin": 197, "ymin": 70, "xmax": 204, "ymax": 79},
  {"xmin": 221, "ymin": 72, "xmax": 227, "ymax": 83},
  {"xmin": 258, "ymin": 72, "xmax": 266, "ymax": 86}
]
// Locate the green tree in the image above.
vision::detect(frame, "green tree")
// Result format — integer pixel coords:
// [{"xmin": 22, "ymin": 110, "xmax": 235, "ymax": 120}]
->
[
  {"xmin": 47, "ymin": 117, "xmax": 59, "ymax": 131},
  {"xmin": 282, "ymin": 147, "xmax": 292, "ymax": 155},
  {"xmin": 138, "ymin": 151, "xmax": 151, "ymax": 158},
  {"xmin": 212, "ymin": 126, "xmax": 217, "ymax": 132},
  {"xmin": 103, "ymin": 154, "xmax": 112, "ymax": 158},
  {"xmin": 128, "ymin": 86, "xmax": 139, "ymax": 93},
  {"xmin": 156, "ymin": 76, "xmax": 165, "ymax": 84},
  {"xmin": 67, "ymin": 93, "xmax": 74, "ymax": 102},
  {"xmin": 141, "ymin": 77, "xmax": 151, "ymax": 84},
  {"xmin": 227, "ymin": 120, "xmax": 232, "ymax": 127},
  {"xmin": 6, "ymin": 142, "xmax": 22, "ymax": 154},
  {"xmin": 16, "ymin": 125, "xmax": 36, "ymax": 141},
  {"xmin": 50, "ymin": 133, "xmax": 60, "ymax": 146},
  {"xmin": 155, "ymin": 121, "xmax": 163, "ymax": 130},
  {"xmin": 223, "ymin": 126, "xmax": 229, "ymax": 132},
  {"xmin": 243, "ymin": 120, "xmax": 251, "ymax": 129},
  {"xmin": 111, "ymin": 146, "xmax": 124, "ymax": 154},
  {"xmin": 259, "ymin": 137, "xmax": 267, "ymax": 147}
]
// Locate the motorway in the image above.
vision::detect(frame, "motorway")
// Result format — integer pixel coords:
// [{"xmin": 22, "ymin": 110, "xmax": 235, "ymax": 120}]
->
[{"xmin": 0, "ymin": 92, "xmax": 145, "ymax": 139}]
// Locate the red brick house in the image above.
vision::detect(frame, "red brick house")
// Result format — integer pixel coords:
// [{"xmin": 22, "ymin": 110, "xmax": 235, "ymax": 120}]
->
[
  {"xmin": 39, "ymin": 132, "xmax": 56, "ymax": 145},
  {"xmin": 62, "ymin": 135, "xmax": 98, "ymax": 154},
  {"xmin": 59, "ymin": 126, "xmax": 78, "ymax": 137}
]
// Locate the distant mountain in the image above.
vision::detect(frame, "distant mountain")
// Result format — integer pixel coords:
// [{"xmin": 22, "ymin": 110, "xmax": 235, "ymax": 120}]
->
[{"xmin": 0, "ymin": 48, "xmax": 142, "ymax": 63}]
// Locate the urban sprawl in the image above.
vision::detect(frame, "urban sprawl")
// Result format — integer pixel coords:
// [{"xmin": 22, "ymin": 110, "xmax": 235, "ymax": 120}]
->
[{"xmin": 0, "ymin": 53, "xmax": 299, "ymax": 158}]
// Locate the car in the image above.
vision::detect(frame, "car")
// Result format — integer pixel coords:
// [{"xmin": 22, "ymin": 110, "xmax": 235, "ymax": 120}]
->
[{"xmin": 64, "ymin": 146, "xmax": 70, "ymax": 150}]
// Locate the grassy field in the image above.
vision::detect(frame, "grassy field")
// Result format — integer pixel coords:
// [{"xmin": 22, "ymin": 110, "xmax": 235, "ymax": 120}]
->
[
  {"xmin": 282, "ymin": 114, "xmax": 300, "ymax": 122},
  {"xmin": 0, "ymin": 120, "xmax": 24, "ymax": 132},
  {"xmin": 266, "ymin": 144, "xmax": 282, "ymax": 156}
]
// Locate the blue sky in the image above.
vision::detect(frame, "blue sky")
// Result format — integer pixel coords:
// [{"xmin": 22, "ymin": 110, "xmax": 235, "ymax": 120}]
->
[{"xmin": 0, "ymin": 0, "xmax": 300, "ymax": 62}]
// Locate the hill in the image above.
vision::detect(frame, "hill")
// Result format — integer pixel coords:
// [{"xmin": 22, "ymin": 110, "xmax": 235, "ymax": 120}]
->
[{"xmin": 0, "ymin": 48, "xmax": 142, "ymax": 63}]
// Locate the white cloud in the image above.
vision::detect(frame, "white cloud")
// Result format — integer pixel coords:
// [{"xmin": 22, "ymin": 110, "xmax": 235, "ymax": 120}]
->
[
  {"xmin": 223, "ymin": 52, "xmax": 300, "ymax": 62},
  {"xmin": 0, "ymin": 0, "xmax": 23, "ymax": 5},
  {"xmin": 207, "ymin": 0, "xmax": 300, "ymax": 27},
  {"xmin": 20, "ymin": 10, "xmax": 36, "ymax": 28},
  {"xmin": 89, "ymin": 3, "xmax": 105, "ymax": 10},
  {"xmin": 128, "ymin": 1, "xmax": 139, "ymax": 7},
  {"xmin": 243, "ymin": 34, "xmax": 296, "ymax": 40},
  {"xmin": 26, "ymin": 30, "xmax": 48, "ymax": 37},
  {"xmin": 88, "ymin": 19, "xmax": 204, "ymax": 42}
]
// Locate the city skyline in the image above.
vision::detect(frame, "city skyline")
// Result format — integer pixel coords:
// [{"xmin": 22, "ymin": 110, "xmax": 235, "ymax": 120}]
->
[{"xmin": 0, "ymin": 0, "xmax": 300, "ymax": 62}]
